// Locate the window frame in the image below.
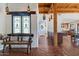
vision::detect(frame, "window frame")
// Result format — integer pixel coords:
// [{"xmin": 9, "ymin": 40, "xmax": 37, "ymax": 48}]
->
[{"xmin": 12, "ymin": 12, "xmax": 31, "ymax": 34}]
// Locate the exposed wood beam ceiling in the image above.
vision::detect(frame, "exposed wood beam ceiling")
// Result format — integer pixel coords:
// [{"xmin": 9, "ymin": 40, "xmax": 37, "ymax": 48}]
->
[
  {"xmin": 38, "ymin": 3, "xmax": 52, "ymax": 13},
  {"xmin": 38, "ymin": 3, "xmax": 52, "ymax": 7},
  {"xmin": 38, "ymin": 3, "xmax": 79, "ymax": 13}
]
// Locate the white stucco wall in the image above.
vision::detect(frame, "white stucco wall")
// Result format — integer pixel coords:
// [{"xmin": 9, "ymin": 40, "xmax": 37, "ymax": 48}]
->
[
  {"xmin": 48, "ymin": 14, "xmax": 53, "ymax": 32},
  {"xmin": 0, "ymin": 4, "xmax": 6, "ymax": 34},
  {"xmin": 0, "ymin": 3, "xmax": 6, "ymax": 50}
]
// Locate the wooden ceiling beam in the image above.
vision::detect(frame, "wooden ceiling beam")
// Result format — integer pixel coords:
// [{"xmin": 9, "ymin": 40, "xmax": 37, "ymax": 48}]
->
[
  {"xmin": 40, "ymin": 8, "xmax": 79, "ymax": 13},
  {"xmin": 38, "ymin": 3, "xmax": 52, "ymax": 14},
  {"xmin": 48, "ymin": 3, "xmax": 53, "ymax": 13},
  {"xmin": 39, "ymin": 7, "xmax": 49, "ymax": 13},
  {"xmin": 39, "ymin": 3, "xmax": 79, "ymax": 14},
  {"xmin": 49, "ymin": 8, "xmax": 79, "ymax": 13},
  {"xmin": 39, "ymin": 12, "xmax": 47, "ymax": 14},
  {"xmin": 56, "ymin": 8, "xmax": 79, "ymax": 13},
  {"xmin": 39, "ymin": 7, "xmax": 49, "ymax": 11},
  {"xmin": 66, "ymin": 3, "xmax": 79, "ymax": 8},
  {"xmin": 7, "ymin": 11, "xmax": 36, "ymax": 15},
  {"xmin": 38, "ymin": 3, "xmax": 52, "ymax": 7}
]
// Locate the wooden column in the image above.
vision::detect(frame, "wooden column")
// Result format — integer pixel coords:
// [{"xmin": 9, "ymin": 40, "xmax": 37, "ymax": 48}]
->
[{"xmin": 53, "ymin": 3, "xmax": 58, "ymax": 46}]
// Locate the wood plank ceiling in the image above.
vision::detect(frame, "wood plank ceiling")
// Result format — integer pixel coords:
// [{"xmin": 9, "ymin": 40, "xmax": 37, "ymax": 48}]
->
[
  {"xmin": 38, "ymin": 3, "xmax": 79, "ymax": 13},
  {"xmin": 38, "ymin": 3, "xmax": 52, "ymax": 13}
]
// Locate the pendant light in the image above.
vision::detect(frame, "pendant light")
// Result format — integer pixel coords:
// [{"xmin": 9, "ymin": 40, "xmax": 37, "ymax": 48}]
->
[
  {"xmin": 49, "ymin": 18, "xmax": 51, "ymax": 21},
  {"xmin": 49, "ymin": 14, "xmax": 52, "ymax": 21},
  {"xmin": 50, "ymin": 14, "xmax": 52, "ymax": 19},
  {"xmin": 5, "ymin": 3, "xmax": 9, "ymax": 13},
  {"xmin": 27, "ymin": 5, "xmax": 30, "ymax": 12},
  {"xmin": 43, "ymin": 14, "xmax": 46, "ymax": 20}
]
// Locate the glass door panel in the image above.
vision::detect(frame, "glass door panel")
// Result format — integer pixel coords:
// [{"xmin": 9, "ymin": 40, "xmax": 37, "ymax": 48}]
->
[
  {"xmin": 13, "ymin": 16, "xmax": 21, "ymax": 33},
  {"xmin": 22, "ymin": 16, "xmax": 30, "ymax": 33},
  {"xmin": 39, "ymin": 20, "xmax": 47, "ymax": 35}
]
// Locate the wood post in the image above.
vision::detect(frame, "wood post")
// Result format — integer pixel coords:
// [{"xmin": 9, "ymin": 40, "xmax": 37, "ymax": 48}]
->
[{"xmin": 53, "ymin": 3, "xmax": 58, "ymax": 47}]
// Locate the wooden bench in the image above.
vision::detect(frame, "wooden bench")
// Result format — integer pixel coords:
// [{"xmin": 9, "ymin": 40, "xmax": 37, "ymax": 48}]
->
[{"xmin": 2, "ymin": 33, "xmax": 34, "ymax": 54}]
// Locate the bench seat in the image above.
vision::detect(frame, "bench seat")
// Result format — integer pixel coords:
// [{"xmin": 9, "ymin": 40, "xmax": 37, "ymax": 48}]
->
[{"xmin": 2, "ymin": 40, "xmax": 32, "ymax": 45}]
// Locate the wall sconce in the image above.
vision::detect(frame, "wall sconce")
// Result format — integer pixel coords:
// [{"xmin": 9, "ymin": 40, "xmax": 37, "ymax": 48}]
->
[
  {"xmin": 50, "ymin": 14, "xmax": 52, "ymax": 19},
  {"xmin": 5, "ymin": 3, "xmax": 9, "ymax": 13},
  {"xmin": 27, "ymin": 5, "xmax": 30, "ymax": 12},
  {"xmin": 43, "ymin": 14, "xmax": 46, "ymax": 20},
  {"xmin": 49, "ymin": 18, "xmax": 51, "ymax": 21},
  {"xmin": 49, "ymin": 14, "xmax": 52, "ymax": 21}
]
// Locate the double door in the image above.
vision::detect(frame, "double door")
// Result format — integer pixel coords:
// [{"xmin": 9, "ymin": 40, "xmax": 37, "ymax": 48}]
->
[{"xmin": 12, "ymin": 15, "xmax": 31, "ymax": 34}]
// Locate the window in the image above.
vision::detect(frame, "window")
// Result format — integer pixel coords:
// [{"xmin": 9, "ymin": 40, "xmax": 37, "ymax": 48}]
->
[
  {"xmin": 12, "ymin": 12, "xmax": 31, "ymax": 34},
  {"xmin": 13, "ymin": 16, "xmax": 21, "ymax": 33},
  {"xmin": 22, "ymin": 16, "xmax": 30, "ymax": 33}
]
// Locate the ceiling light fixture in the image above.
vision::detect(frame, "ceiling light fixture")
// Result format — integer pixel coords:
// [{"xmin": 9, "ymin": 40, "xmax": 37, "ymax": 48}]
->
[
  {"xmin": 27, "ymin": 5, "xmax": 30, "ymax": 12},
  {"xmin": 5, "ymin": 3, "xmax": 9, "ymax": 13},
  {"xmin": 43, "ymin": 14, "xmax": 46, "ymax": 20}
]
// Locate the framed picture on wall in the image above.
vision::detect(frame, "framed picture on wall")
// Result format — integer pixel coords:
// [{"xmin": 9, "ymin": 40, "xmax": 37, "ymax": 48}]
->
[{"xmin": 61, "ymin": 23, "xmax": 70, "ymax": 31}]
